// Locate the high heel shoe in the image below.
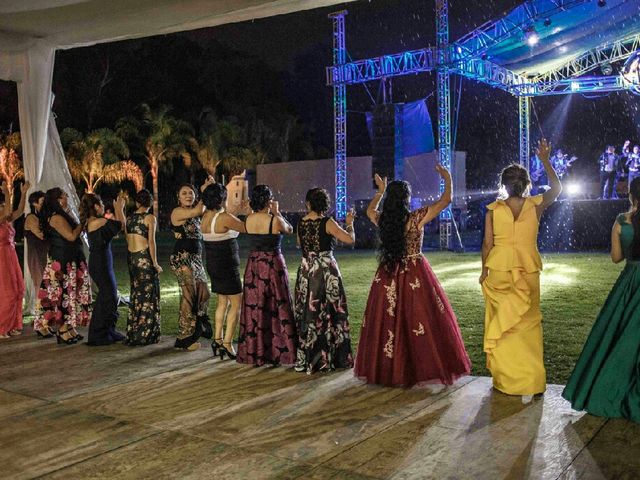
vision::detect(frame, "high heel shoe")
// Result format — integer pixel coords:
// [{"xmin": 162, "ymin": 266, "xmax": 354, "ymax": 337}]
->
[
  {"xmin": 56, "ymin": 329, "xmax": 77, "ymax": 345},
  {"xmin": 211, "ymin": 339, "xmax": 223, "ymax": 356},
  {"xmin": 219, "ymin": 343, "xmax": 237, "ymax": 361},
  {"xmin": 36, "ymin": 327, "xmax": 54, "ymax": 339},
  {"xmin": 69, "ymin": 328, "xmax": 84, "ymax": 341}
]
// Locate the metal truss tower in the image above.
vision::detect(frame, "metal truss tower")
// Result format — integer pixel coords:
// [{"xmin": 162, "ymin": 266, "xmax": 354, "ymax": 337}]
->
[
  {"xmin": 436, "ymin": 0, "xmax": 453, "ymax": 250},
  {"xmin": 330, "ymin": 11, "xmax": 348, "ymax": 221},
  {"xmin": 519, "ymin": 96, "xmax": 530, "ymax": 169}
]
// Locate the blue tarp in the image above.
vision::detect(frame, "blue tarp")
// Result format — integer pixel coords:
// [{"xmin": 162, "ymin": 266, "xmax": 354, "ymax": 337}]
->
[{"xmin": 366, "ymin": 98, "xmax": 434, "ymax": 157}]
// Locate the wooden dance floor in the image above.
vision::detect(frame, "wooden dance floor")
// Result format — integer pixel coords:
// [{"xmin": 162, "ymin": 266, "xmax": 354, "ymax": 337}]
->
[{"xmin": 2, "ymin": 329, "xmax": 638, "ymax": 480}]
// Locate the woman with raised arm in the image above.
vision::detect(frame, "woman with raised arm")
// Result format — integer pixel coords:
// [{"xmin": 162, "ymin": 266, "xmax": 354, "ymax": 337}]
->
[
  {"xmin": 294, "ymin": 187, "xmax": 355, "ymax": 374},
  {"xmin": 0, "ymin": 181, "xmax": 29, "ymax": 338},
  {"xmin": 355, "ymin": 166, "xmax": 471, "ymax": 387},
  {"xmin": 201, "ymin": 183, "xmax": 246, "ymax": 360},
  {"xmin": 24, "ymin": 190, "xmax": 49, "ymax": 324},
  {"xmin": 481, "ymin": 139, "xmax": 561, "ymax": 402},
  {"xmin": 125, "ymin": 189, "xmax": 161, "ymax": 346},
  {"xmin": 83, "ymin": 193, "xmax": 127, "ymax": 346},
  {"xmin": 562, "ymin": 177, "xmax": 640, "ymax": 422},
  {"xmin": 237, "ymin": 185, "xmax": 297, "ymax": 367},
  {"xmin": 36, "ymin": 188, "xmax": 91, "ymax": 344},
  {"xmin": 170, "ymin": 179, "xmax": 214, "ymax": 351}
]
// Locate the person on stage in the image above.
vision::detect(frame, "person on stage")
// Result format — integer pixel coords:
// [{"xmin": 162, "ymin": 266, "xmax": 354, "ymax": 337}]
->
[
  {"xmin": 354, "ymin": 166, "xmax": 471, "ymax": 387},
  {"xmin": 36, "ymin": 188, "xmax": 91, "ymax": 344},
  {"xmin": 24, "ymin": 190, "xmax": 49, "ymax": 324},
  {"xmin": 83, "ymin": 193, "xmax": 127, "ymax": 346},
  {"xmin": 0, "ymin": 181, "xmax": 28, "ymax": 339},
  {"xmin": 170, "ymin": 179, "xmax": 214, "ymax": 351},
  {"xmin": 626, "ymin": 145, "xmax": 640, "ymax": 191},
  {"xmin": 562, "ymin": 177, "xmax": 640, "ymax": 422},
  {"xmin": 599, "ymin": 145, "xmax": 622, "ymax": 199},
  {"xmin": 237, "ymin": 185, "xmax": 297, "ymax": 367},
  {"xmin": 201, "ymin": 183, "xmax": 246, "ymax": 360},
  {"xmin": 480, "ymin": 139, "xmax": 561, "ymax": 401},
  {"xmin": 125, "ymin": 189, "xmax": 162, "ymax": 346},
  {"xmin": 294, "ymin": 188, "xmax": 355, "ymax": 374}
]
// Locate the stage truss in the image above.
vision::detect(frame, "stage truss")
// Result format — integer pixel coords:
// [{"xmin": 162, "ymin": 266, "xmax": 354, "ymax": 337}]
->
[{"xmin": 327, "ymin": 0, "xmax": 640, "ymax": 248}]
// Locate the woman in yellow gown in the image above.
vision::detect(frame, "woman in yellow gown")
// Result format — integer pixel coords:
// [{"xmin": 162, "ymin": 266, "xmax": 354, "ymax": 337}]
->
[{"xmin": 480, "ymin": 139, "xmax": 561, "ymax": 400}]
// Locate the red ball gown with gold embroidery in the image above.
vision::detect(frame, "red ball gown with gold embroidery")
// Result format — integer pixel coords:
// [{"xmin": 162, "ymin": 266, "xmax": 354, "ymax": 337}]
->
[{"xmin": 354, "ymin": 206, "xmax": 471, "ymax": 387}]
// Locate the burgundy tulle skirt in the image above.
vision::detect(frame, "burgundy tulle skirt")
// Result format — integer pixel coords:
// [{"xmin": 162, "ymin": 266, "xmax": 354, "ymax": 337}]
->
[
  {"xmin": 355, "ymin": 254, "xmax": 471, "ymax": 387},
  {"xmin": 237, "ymin": 250, "xmax": 297, "ymax": 366},
  {"xmin": 0, "ymin": 223, "xmax": 24, "ymax": 335}
]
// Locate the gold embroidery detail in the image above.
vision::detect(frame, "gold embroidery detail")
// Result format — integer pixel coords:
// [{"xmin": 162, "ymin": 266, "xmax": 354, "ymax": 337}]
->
[
  {"xmin": 383, "ymin": 330, "xmax": 394, "ymax": 358},
  {"xmin": 413, "ymin": 322, "xmax": 425, "ymax": 336},
  {"xmin": 410, "ymin": 278, "xmax": 421, "ymax": 290},
  {"xmin": 373, "ymin": 273, "xmax": 381, "ymax": 283},
  {"xmin": 384, "ymin": 280, "xmax": 397, "ymax": 317},
  {"xmin": 433, "ymin": 287, "xmax": 445, "ymax": 313}
]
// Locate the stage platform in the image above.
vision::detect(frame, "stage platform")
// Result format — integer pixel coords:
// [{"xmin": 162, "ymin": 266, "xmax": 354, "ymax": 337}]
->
[{"xmin": 2, "ymin": 328, "xmax": 639, "ymax": 480}]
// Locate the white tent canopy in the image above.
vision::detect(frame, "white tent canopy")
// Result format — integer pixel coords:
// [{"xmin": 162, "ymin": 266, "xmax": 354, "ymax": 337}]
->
[{"xmin": 0, "ymin": 0, "xmax": 350, "ymax": 185}]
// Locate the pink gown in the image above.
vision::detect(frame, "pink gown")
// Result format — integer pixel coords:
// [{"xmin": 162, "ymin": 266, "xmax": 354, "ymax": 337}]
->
[{"xmin": 0, "ymin": 221, "xmax": 24, "ymax": 334}]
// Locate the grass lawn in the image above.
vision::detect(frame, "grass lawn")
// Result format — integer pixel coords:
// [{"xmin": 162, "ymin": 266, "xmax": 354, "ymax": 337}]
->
[{"xmin": 21, "ymin": 233, "xmax": 621, "ymax": 385}]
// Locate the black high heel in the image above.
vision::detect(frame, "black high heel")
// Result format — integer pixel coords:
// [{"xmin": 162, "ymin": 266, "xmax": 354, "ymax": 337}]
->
[
  {"xmin": 56, "ymin": 328, "xmax": 77, "ymax": 345},
  {"xmin": 36, "ymin": 327, "xmax": 54, "ymax": 339},
  {"xmin": 219, "ymin": 343, "xmax": 237, "ymax": 361},
  {"xmin": 211, "ymin": 339, "xmax": 223, "ymax": 357}
]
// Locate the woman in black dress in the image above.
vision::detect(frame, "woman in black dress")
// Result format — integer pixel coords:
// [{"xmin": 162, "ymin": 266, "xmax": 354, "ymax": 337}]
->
[
  {"xmin": 36, "ymin": 188, "xmax": 91, "ymax": 344},
  {"xmin": 82, "ymin": 193, "xmax": 127, "ymax": 346},
  {"xmin": 170, "ymin": 180, "xmax": 214, "ymax": 351},
  {"xmin": 201, "ymin": 183, "xmax": 246, "ymax": 359},
  {"xmin": 125, "ymin": 189, "xmax": 161, "ymax": 346},
  {"xmin": 294, "ymin": 188, "xmax": 356, "ymax": 373}
]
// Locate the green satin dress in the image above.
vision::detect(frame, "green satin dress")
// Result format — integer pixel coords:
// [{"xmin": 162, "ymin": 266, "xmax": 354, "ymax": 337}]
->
[{"xmin": 562, "ymin": 214, "xmax": 640, "ymax": 422}]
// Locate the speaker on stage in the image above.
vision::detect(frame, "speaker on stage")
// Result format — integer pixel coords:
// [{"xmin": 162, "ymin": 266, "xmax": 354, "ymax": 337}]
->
[{"xmin": 371, "ymin": 104, "xmax": 403, "ymax": 182}]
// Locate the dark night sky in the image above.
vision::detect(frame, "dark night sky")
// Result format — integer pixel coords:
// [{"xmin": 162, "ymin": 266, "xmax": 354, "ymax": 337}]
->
[{"xmin": 1, "ymin": 0, "xmax": 639, "ymax": 188}]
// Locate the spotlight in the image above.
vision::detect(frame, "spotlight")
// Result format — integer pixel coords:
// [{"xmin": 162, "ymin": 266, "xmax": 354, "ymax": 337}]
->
[
  {"xmin": 570, "ymin": 81, "xmax": 581, "ymax": 91},
  {"xmin": 543, "ymin": 18, "xmax": 552, "ymax": 27},
  {"xmin": 601, "ymin": 63, "xmax": 613, "ymax": 75},
  {"xmin": 597, "ymin": 0, "xmax": 606, "ymax": 7},
  {"xmin": 566, "ymin": 183, "xmax": 582, "ymax": 196},
  {"xmin": 524, "ymin": 26, "xmax": 539, "ymax": 46}
]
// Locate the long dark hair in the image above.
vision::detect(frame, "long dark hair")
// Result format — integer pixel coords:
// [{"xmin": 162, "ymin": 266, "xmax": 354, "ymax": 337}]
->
[
  {"xmin": 40, "ymin": 188, "xmax": 77, "ymax": 232},
  {"xmin": 378, "ymin": 181, "xmax": 411, "ymax": 270},
  {"xmin": 630, "ymin": 177, "xmax": 640, "ymax": 260},
  {"xmin": 79, "ymin": 193, "xmax": 102, "ymax": 226}
]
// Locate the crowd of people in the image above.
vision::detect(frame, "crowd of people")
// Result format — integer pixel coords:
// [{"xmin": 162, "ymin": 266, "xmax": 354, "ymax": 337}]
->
[
  {"xmin": 0, "ymin": 136, "xmax": 638, "ymax": 423},
  {"xmin": 598, "ymin": 140, "xmax": 640, "ymax": 199}
]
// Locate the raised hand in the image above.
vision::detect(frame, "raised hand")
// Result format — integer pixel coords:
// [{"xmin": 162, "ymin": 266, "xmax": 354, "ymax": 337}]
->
[
  {"xmin": 374, "ymin": 174, "xmax": 387, "ymax": 194},
  {"xmin": 536, "ymin": 138, "xmax": 552, "ymax": 162},
  {"xmin": 22, "ymin": 180, "xmax": 31, "ymax": 192},
  {"xmin": 346, "ymin": 207, "xmax": 356, "ymax": 226},
  {"xmin": 435, "ymin": 163, "xmax": 451, "ymax": 179},
  {"xmin": 269, "ymin": 199, "xmax": 280, "ymax": 216}
]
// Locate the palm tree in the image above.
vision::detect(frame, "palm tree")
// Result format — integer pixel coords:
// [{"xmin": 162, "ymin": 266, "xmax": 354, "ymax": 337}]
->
[
  {"xmin": 63, "ymin": 128, "xmax": 142, "ymax": 193},
  {"xmin": 0, "ymin": 132, "xmax": 23, "ymax": 192},
  {"xmin": 116, "ymin": 104, "xmax": 193, "ymax": 215}
]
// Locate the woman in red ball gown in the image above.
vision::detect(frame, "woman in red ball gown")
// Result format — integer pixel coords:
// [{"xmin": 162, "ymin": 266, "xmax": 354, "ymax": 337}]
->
[
  {"xmin": 0, "ymin": 181, "xmax": 29, "ymax": 339},
  {"xmin": 355, "ymin": 166, "xmax": 471, "ymax": 387}
]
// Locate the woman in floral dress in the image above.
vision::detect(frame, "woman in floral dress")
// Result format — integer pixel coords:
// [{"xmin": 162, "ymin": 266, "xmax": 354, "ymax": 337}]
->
[
  {"xmin": 294, "ymin": 187, "xmax": 355, "ymax": 373},
  {"xmin": 125, "ymin": 189, "xmax": 162, "ymax": 346},
  {"xmin": 237, "ymin": 185, "xmax": 297, "ymax": 366},
  {"xmin": 355, "ymin": 166, "xmax": 471, "ymax": 387},
  {"xmin": 170, "ymin": 179, "xmax": 214, "ymax": 351},
  {"xmin": 36, "ymin": 187, "xmax": 91, "ymax": 344}
]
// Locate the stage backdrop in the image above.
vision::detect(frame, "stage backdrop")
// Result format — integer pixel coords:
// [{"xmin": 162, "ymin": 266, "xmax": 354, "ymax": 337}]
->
[{"xmin": 257, "ymin": 151, "xmax": 466, "ymax": 213}]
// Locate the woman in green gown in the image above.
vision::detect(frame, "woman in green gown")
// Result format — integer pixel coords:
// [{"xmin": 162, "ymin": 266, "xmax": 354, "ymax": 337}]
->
[{"xmin": 562, "ymin": 177, "xmax": 640, "ymax": 422}]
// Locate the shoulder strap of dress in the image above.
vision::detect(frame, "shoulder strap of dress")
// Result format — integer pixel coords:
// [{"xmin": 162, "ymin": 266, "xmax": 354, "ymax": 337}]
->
[{"xmin": 211, "ymin": 210, "xmax": 221, "ymax": 233}]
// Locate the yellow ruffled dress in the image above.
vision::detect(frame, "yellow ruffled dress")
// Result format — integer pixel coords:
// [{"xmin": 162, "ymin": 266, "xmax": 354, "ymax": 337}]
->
[{"xmin": 482, "ymin": 195, "xmax": 546, "ymax": 395}]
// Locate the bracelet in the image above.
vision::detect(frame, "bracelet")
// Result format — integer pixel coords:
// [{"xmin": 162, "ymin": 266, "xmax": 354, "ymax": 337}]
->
[{"xmin": 345, "ymin": 224, "xmax": 354, "ymax": 231}]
